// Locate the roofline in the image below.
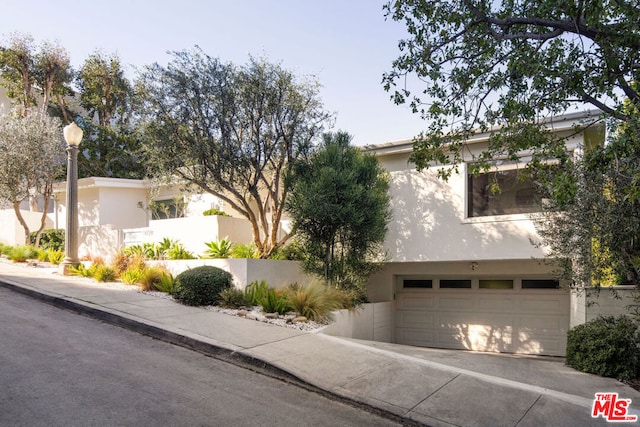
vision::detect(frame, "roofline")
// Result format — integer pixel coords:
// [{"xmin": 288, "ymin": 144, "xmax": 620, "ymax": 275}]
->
[
  {"xmin": 53, "ymin": 177, "xmax": 149, "ymax": 193},
  {"xmin": 363, "ymin": 109, "xmax": 604, "ymax": 156}
]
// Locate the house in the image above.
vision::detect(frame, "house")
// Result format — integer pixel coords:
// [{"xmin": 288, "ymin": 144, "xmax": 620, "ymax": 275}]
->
[
  {"xmin": 360, "ymin": 110, "xmax": 611, "ymax": 357},
  {"xmin": 50, "ymin": 177, "xmax": 256, "ymax": 260}
]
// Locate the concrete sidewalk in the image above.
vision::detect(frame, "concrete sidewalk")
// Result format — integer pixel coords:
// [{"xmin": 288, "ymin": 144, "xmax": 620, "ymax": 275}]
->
[{"xmin": 1, "ymin": 261, "xmax": 639, "ymax": 427}]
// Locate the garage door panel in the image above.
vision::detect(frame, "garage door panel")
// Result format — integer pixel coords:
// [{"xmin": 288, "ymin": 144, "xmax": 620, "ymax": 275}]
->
[
  {"xmin": 438, "ymin": 296, "xmax": 474, "ymax": 310},
  {"xmin": 398, "ymin": 310, "xmax": 436, "ymax": 329},
  {"xmin": 395, "ymin": 281, "xmax": 569, "ymax": 356},
  {"xmin": 398, "ymin": 329, "xmax": 437, "ymax": 346},
  {"xmin": 397, "ymin": 294, "xmax": 435, "ymax": 310}
]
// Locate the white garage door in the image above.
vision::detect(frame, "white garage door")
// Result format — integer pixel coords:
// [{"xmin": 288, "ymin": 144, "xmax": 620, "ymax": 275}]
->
[{"xmin": 395, "ymin": 278, "xmax": 570, "ymax": 356}]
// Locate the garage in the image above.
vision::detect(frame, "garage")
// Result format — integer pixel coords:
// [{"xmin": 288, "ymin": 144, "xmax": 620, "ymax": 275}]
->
[{"xmin": 394, "ymin": 277, "xmax": 570, "ymax": 356}]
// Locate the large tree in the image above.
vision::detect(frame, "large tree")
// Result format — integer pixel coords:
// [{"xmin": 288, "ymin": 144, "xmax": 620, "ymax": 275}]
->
[
  {"xmin": 286, "ymin": 132, "xmax": 391, "ymax": 292},
  {"xmin": 383, "ymin": 0, "xmax": 639, "ymax": 175},
  {"xmin": 0, "ymin": 33, "xmax": 73, "ymax": 119},
  {"xmin": 76, "ymin": 51, "xmax": 143, "ymax": 178},
  {"xmin": 0, "ymin": 111, "xmax": 65, "ymax": 245},
  {"xmin": 138, "ymin": 49, "xmax": 330, "ymax": 257}
]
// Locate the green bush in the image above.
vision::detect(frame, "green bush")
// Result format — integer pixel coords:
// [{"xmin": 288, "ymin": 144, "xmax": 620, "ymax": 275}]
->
[
  {"xmin": 0, "ymin": 243, "xmax": 12, "ymax": 256},
  {"xmin": 231, "ymin": 242, "xmax": 259, "ymax": 259},
  {"xmin": 173, "ymin": 266, "xmax": 233, "ymax": 306},
  {"xmin": 218, "ymin": 287, "xmax": 247, "ymax": 308},
  {"xmin": 260, "ymin": 288, "xmax": 291, "ymax": 314},
  {"xmin": 120, "ymin": 266, "xmax": 146, "ymax": 285},
  {"xmin": 90, "ymin": 264, "xmax": 117, "ymax": 282},
  {"xmin": 8, "ymin": 245, "xmax": 39, "ymax": 262},
  {"xmin": 203, "ymin": 208, "xmax": 231, "ymax": 217},
  {"xmin": 30, "ymin": 229, "xmax": 65, "ymax": 251},
  {"xmin": 566, "ymin": 316, "xmax": 640, "ymax": 382}
]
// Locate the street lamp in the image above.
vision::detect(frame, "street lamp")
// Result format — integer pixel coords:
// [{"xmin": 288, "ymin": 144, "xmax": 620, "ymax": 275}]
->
[{"xmin": 59, "ymin": 122, "xmax": 82, "ymax": 275}]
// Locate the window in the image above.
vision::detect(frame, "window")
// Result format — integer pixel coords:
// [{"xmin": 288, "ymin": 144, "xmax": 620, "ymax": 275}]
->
[
  {"xmin": 440, "ymin": 279, "xmax": 472, "ymax": 289},
  {"xmin": 467, "ymin": 168, "xmax": 540, "ymax": 217},
  {"xmin": 479, "ymin": 279, "xmax": 514, "ymax": 289},
  {"xmin": 403, "ymin": 279, "xmax": 433, "ymax": 289},
  {"xmin": 522, "ymin": 279, "xmax": 559, "ymax": 289},
  {"xmin": 151, "ymin": 198, "xmax": 186, "ymax": 220}
]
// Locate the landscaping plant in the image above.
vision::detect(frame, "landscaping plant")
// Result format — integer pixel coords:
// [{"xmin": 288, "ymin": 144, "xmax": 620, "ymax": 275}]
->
[
  {"xmin": 203, "ymin": 238, "xmax": 234, "ymax": 259},
  {"xmin": 173, "ymin": 265, "xmax": 233, "ymax": 306},
  {"xmin": 566, "ymin": 316, "xmax": 640, "ymax": 382},
  {"xmin": 217, "ymin": 288, "xmax": 247, "ymax": 309}
]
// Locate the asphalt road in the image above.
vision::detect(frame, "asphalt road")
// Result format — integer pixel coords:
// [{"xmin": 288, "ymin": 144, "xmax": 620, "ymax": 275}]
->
[{"xmin": 0, "ymin": 287, "xmax": 401, "ymax": 427}]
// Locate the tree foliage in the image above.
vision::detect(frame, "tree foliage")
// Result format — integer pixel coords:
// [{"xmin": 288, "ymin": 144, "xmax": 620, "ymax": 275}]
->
[
  {"xmin": 286, "ymin": 132, "xmax": 391, "ymax": 292},
  {"xmin": 76, "ymin": 51, "xmax": 143, "ymax": 178},
  {"xmin": 535, "ymin": 118, "xmax": 640, "ymax": 287},
  {"xmin": 0, "ymin": 111, "xmax": 65, "ymax": 245},
  {"xmin": 138, "ymin": 49, "xmax": 329, "ymax": 258},
  {"xmin": 383, "ymin": 0, "xmax": 640, "ymax": 175},
  {"xmin": 0, "ymin": 33, "xmax": 73, "ymax": 119}
]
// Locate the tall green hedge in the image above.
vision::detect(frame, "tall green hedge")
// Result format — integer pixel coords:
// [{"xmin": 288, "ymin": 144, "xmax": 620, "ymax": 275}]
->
[{"xmin": 566, "ymin": 316, "xmax": 640, "ymax": 382}]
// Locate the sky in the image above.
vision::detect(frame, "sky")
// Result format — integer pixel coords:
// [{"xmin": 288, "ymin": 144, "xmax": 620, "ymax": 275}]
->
[{"xmin": 0, "ymin": 0, "xmax": 427, "ymax": 146}]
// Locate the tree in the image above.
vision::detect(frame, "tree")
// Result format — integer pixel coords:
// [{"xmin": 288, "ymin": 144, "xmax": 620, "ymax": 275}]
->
[
  {"xmin": 286, "ymin": 132, "xmax": 391, "ymax": 292},
  {"xmin": 138, "ymin": 49, "xmax": 330, "ymax": 257},
  {"xmin": 383, "ymin": 0, "xmax": 639, "ymax": 175},
  {"xmin": 0, "ymin": 33, "xmax": 73, "ymax": 119},
  {"xmin": 535, "ymin": 116, "xmax": 640, "ymax": 288},
  {"xmin": 76, "ymin": 51, "xmax": 143, "ymax": 178},
  {"xmin": 0, "ymin": 111, "xmax": 65, "ymax": 245}
]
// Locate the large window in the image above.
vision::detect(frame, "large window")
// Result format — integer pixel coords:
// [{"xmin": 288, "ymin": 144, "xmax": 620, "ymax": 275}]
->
[{"xmin": 467, "ymin": 168, "xmax": 540, "ymax": 217}]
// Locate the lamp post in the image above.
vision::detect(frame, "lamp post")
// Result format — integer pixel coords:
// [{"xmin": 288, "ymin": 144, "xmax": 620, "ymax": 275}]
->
[{"xmin": 59, "ymin": 122, "xmax": 83, "ymax": 275}]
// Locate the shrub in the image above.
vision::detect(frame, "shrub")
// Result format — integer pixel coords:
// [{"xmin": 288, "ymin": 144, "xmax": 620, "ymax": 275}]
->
[
  {"xmin": 566, "ymin": 316, "xmax": 640, "ymax": 382},
  {"xmin": 203, "ymin": 208, "xmax": 231, "ymax": 217},
  {"xmin": 90, "ymin": 264, "xmax": 117, "ymax": 282},
  {"xmin": 218, "ymin": 287, "xmax": 247, "ymax": 308},
  {"xmin": 139, "ymin": 266, "xmax": 174, "ymax": 292},
  {"xmin": 260, "ymin": 288, "xmax": 291, "ymax": 314},
  {"xmin": 173, "ymin": 266, "xmax": 233, "ymax": 306},
  {"xmin": 167, "ymin": 243, "xmax": 195, "ymax": 260},
  {"xmin": 203, "ymin": 238, "xmax": 234, "ymax": 258},
  {"xmin": 120, "ymin": 266, "xmax": 146, "ymax": 285},
  {"xmin": 45, "ymin": 249, "xmax": 64, "ymax": 265},
  {"xmin": 0, "ymin": 243, "xmax": 12, "ymax": 256},
  {"xmin": 9, "ymin": 245, "xmax": 39, "ymax": 263},
  {"xmin": 244, "ymin": 280, "xmax": 270, "ymax": 306},
  {"xmin": 231, "ymin": 242, "xmax": 259, "ymax": 259},
  {"xmin": 30, "ymin": 229, "xmax": 65, "ymax": 251},
  {"xmin": 285, "ymin": 281, "xmax": 346, "ymax": 321}
]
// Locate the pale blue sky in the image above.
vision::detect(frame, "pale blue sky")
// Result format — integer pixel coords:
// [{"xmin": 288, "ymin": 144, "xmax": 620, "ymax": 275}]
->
[{"xmin": 0, "ymin": 0, "xmax": 426, "ymax": 145}]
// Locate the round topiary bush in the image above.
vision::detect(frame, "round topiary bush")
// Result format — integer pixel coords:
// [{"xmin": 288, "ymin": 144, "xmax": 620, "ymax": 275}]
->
[
  {"xmin": 566, "ymin": 315, "xmax": 640, "ymax": 382},
  {"xmin": 173, "ymin": 266, "xmax": 233, "ymax": 306}
]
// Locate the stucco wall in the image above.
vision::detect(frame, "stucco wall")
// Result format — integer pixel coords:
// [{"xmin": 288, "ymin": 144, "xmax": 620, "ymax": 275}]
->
[
  {"xmin": 149, "ymin": 258, "xmax": 313, "ymax": 289},
  {"xmin": 320, "ymin": 302, "xmax": 393, "ymax": 342},
  {"xmin": 99, "ymin": 187, "xmax": 147, "ymax": 229},
  {"xmin": 123, "ymin": 215, "xmax": 254, "ymax": 257},
  {"xmin": 0, "ymin": 209, "xmax": 53, "ymax": 245},
  {"xmin": 570, "ymin": 286, "xmax": 636, "ymax": 329},
  {"xmin": 380, "ymin": 156, "xmax": 547, "ymax": 264}
]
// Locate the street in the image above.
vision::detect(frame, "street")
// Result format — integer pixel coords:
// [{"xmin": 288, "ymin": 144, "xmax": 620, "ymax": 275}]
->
[{"xmin": 0, "ymin": 287, "xmax": 401, "ymax": 426}]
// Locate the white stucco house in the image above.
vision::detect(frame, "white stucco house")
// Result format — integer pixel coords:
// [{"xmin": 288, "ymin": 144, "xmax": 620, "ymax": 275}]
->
[{"xmin": 357, "ymin": 110, "xmax": 620, "ymax": 356}]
